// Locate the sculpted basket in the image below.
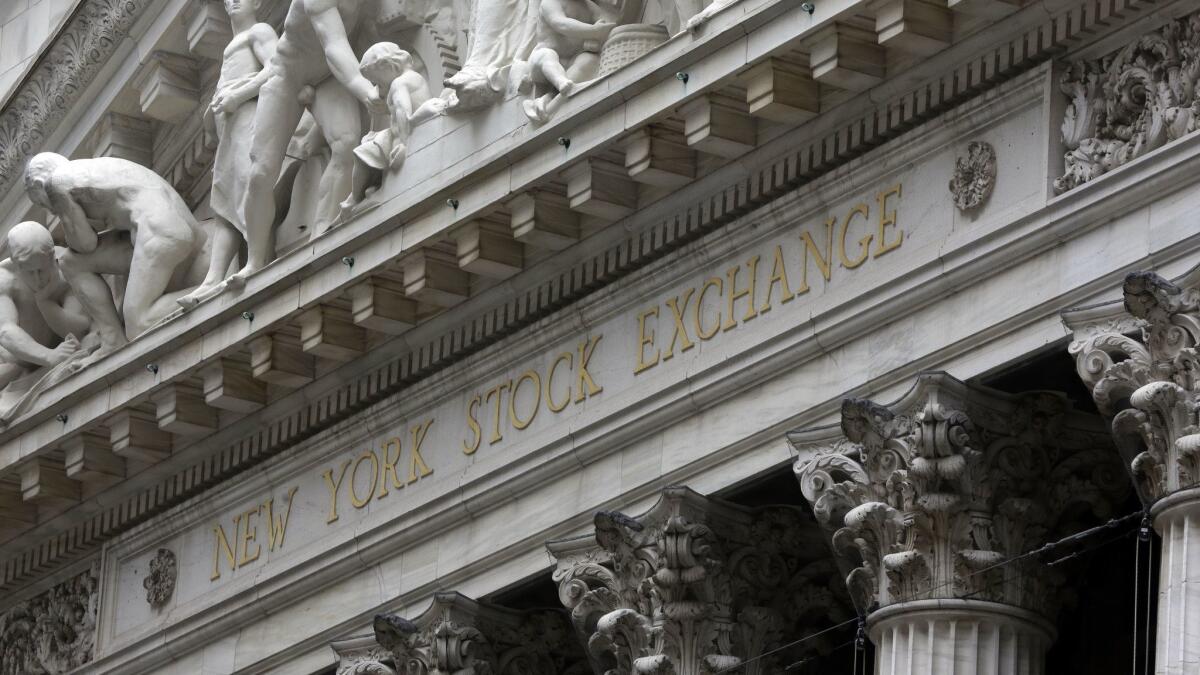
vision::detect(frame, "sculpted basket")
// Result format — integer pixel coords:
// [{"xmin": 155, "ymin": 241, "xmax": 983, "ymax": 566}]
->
[{"xmin": 598, "ymin": 24, "xmax": 669, "ymax": 77}]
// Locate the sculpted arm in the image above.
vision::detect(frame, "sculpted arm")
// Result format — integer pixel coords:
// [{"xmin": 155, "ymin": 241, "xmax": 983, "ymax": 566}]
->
[
  {"xmin": 239, "ymin": 25, "xmax": 281, "ymax": 96},
  {"xmin": 540, "ymin": 0, "xmax": 608, "ymax": 39},
  {"xmin": 302, "ymin": 0, "xmax": 379, "ymax": 106},
  {"xmin": 36, "ymin": 290, "xmax": 90, "ymax": 340},
  {"xmin": 0, "ymin": 288, "xmax": 56, "ymax": 367},
  {"xmin": 46, "ymin": 179, "xmax": 99, "ymax": 254}
]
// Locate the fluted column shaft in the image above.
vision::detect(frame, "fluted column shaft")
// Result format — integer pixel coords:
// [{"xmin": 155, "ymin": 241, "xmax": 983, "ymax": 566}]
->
[
  {"xmin": 868, "ymin": 600, "xmax": 1055, "ymax": 675},
  {"xmin": 1152, "ymin": 488, "xmax": 1200, "ymax": 675}
]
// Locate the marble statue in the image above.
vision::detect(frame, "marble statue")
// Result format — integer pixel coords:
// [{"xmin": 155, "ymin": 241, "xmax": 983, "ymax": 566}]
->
[
  {"xmin": 677, "ymin": 0, "xmax": 735, "ymax": 32},
  {"xmin": 239, "ymin": 0, "xmax": 383, "ymax": 285},
  {"xmin": 521, "ymin": 0, "xmax": 616, "ymax": 124},
  {"xmin": 445, "ymin": 0, "xmax": 539, "ymax": 110},
  {"xmin": 178, "ymin": 0, "xmax": 279, "ymax": 308},
  {"xmin": 24, "ymin": 153, "xmax": 211, "ymax": 370},
  {"xmin": 342, "ymin": 42, "xmax": 447, "ymax": 213},
  {"xmin": 0, "ymin": 222, "xmax": 91, "ymax": 387}
]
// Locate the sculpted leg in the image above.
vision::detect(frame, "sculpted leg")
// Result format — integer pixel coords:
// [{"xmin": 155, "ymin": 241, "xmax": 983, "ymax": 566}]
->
[
  {"xmin": 310, "ymin": 79, "xmax": 364, "ymax": 237},
  {"xmin": 178, "ymin": 219, "xmax": 239, "ymax": 309},
  {"xmin": 57, "ymin": 233, "xmax": 134, "ymax": 369},
  {"xmin": 237, "ymin": 73, "xmax": 304, "ymax": 284},
  {"xmin": 122, "ymin": 223, "xmax": 194, "ymax": 338}
]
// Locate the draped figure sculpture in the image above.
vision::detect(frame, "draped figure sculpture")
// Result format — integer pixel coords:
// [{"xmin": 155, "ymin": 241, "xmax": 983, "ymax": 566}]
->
[
  {"xmin": 445, "ymin": 0, "xmax": 539, "ymax": 110},
  {"xmin": 237, "ymin": 0, "xmax": 384, "ymax": 286},
  {"xmin": 178, "ymin": 0, "xmax": 279, "ymax": 307},
  {"xmin": 24, "ymin": 153, "xmax": 212, "ymax": 370}
]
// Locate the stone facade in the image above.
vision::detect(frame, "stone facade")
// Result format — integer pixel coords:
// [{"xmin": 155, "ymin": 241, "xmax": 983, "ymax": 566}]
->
[{"xmin": 0, "ymin": 0, "xmax": 1198, "ymax": 672}]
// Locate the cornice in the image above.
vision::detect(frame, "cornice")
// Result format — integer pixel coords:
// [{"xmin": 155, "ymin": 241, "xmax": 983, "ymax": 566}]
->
[{"xmin": 0, "ymin": 0, "xmax": 153, "ymax": 194}]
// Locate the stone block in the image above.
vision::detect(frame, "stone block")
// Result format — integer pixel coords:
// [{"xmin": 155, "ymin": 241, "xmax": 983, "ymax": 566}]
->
[
  {"xmin": 808, "ymin": 23, "xmax": 886, "ymax": 92},
  {"xmin": 93, "ymin": 112, "xmax": 154, "ymax": 167},
  {"xmin": 348, "ymin": 278, "xmax": 418, "ymax": 334},
  {"xmin": 20, "ymin": 457, "xmax": 79, "ymax": 506},
  {"xmin": 623, "ymin": 125, "xmax": 695, "ymax": 188},
  {"xmin": 200, "ymin": 358, "xmax": 267, "ymax": 413},
  {"xmin": 299, "ymin": 305, "xmax": 366, "ymax": 361},
  {"xmin": 563, "ymin": 158, "xmax": 638, "ymax": 220},
  {"xmin": 63, "ymin": 431, "xmax": 125, "ymax": 488},
  {"xmin": 677, "ymin": 94, "xmax": 756, "ymax": 158},
  {"xmin": 402, "ymin": 248, "xmax": 470, "ymax": 308},
  {"xmin": 873, "ymin": 0, "xmax": 953, "ymax": 56},
  {"xmin": 507, "ymin": 190, "xmax": 580, "ymax": 250},
  {"xmin": 453, "ymin": 220, "xmax": 524, "ymax": 279},
  {"xmin": 151, "ymin": 383, "xmax": 219, "ymax": 436},
  {"xmin": 133, "ymin": 51, "xmax": 200, "ymax": 124},
  {"xmin": 743, "ymin": 58, "xmax": 820, "ymax": 125},
  {"xmin": 249, "ymin": 330, "xmax": 315, "ymax": 388},
  {"xmin": 109, "ymin": 408, "xmax": 174, "ymax": 463},
  {"xmin": 183, "ymin": 0, "xmax": 233, "ymax": 61}
]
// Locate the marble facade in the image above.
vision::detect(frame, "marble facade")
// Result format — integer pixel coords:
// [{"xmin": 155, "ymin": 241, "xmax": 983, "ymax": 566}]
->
[{"xmin": 1, "ymin": 0, "xmax": 1200, "ymax": 673}]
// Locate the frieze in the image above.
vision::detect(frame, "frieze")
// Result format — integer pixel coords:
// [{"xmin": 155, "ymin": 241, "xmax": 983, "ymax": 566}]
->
[{"xmin": 0, "ymin": 564, "xmax": 99, "ymax": 675}]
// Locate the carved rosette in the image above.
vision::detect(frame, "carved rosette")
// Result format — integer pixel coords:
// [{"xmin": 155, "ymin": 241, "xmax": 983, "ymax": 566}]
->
[
  {"xmin": 0, "ymin": 564, "xmax": 99, "ymax": 675},
  {"xmin": 143, "ymin": 547, "xmax": 177, "ymax": 609},
  {"xmin": 948, "ymin": 141, "xmax": 996, "ymax": 211},
  {"xmin": 1067, "ymin": 270, "xmax": 1200, "ymax": 502},
  {"xmin": 791, "ymin": 374, "xmax": 1127, "ymax": 617},
  {"xmin": 1054, "ymin": 13, "xmax": 1200, "ymax": 193},
  {"xmin": 373, "ymin": 592, "xmax": 588, "ymax": 675},
  {"xmin": 547, "ymin": 487, "xmax": 851, "ymax": 674}
]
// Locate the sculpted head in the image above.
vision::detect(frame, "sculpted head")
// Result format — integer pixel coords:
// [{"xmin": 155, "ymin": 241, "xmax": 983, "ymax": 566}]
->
[
  {"xmin": 7, "ymin": 221, "xmax": 57, "ymax": 291},
  {"xmin": 223, "ymin": 0, "xmax": 260, "ymax": 20},
  {"xmin": 360, "ymin": 43, "xmax": 413, "ymax": 88},
  {"xmin": 24, "ymin": 152, "xmax": 69, "ymax": 210}
]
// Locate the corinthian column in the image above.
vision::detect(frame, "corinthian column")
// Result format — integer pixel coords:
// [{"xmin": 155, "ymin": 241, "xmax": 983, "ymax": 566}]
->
[
  {"xmin": 791, "ymin": 373, "xmax": 1127, "ymax": 675},
  {"xmin": 1068, "ymin": 270, "xmax": 1200, "ymax": 675}
]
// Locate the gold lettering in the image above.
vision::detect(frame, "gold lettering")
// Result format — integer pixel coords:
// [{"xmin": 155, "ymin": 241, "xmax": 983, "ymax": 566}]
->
[
  {"xmin": 463, "ymin": 395, "xmax": 482, "ymax": 455},
  {"xmin": 210, "ymin": 515, "xmax": 239, "ymax": 581},
  {"xmin": 379, "ymin": 437, "xmax": 403, "ymax": 498},
  {"xmin": 238, "ymin": 506, "xmax": 261, "ymax": 567},
  {"xmin": 634, "ymin": 308, "xmax": 660, "ymax": 374},
  {"xmin": 321, "ymin": 458, "xmax": 352, "ymax": 523},
  {"xmin": 663, "ymin": 288, "xmax": 695, "ymax": 360},
  {"xmin": 575, "ymin": 335, "xmax": 603, "ymax": 403},
  {"xmin": 760, "ymin": 245, "xmax": 795, "ymax": 314},
  {"xmin": 874, "ymin": 183, "xmax": 903, "ymax": 257},
  {"xmin": 838, "ymin": 203, "xmax": 872, "ymax": 269},
  {"xmin": 408, "ymin": 418, "xmax": 435, "ymax": 483},
  {"xmin": 695, "ymin": 277, "xmax": 723, "ymax": 341},
  {"xmin": 485, "ymin": 381, "xmax": 510, "ymax": 444},
  {"xmin": 349, "ymin": 449, "xmax": 379, "ymax": 509},
  {"xmin": 263, "ymin": 486, "xmax": 299, "ymax": 551},
  {"xmin": 547, "ymin": 352, "xmax": 573, "ymax": 411},
  {"xmin": 724, "ymin": 255, "xmax": 760, "ymax": 331},
  {"xmin": 509, "ymin": 370, "xmax": 542, "ymax": 430},
  {"xmin": 797, "ymin": 217, "xmax": 835, "ymax": 294}
]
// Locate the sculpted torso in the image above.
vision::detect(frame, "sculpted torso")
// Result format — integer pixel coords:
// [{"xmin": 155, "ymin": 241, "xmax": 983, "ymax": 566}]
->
[
  {"xmin": 273, "ymin": 0, "xmax": 363, "ymax": 83},
  {"xmin": 537, "ymin": 0, "xmax": 598, "ymax": 56},
  {"xmin": 47, "ymin": 159, "xmax": 192, "ymax": 238},
  {"xmin": 0, "ymin": 264, "xmax": 56, "ymax": 352}
]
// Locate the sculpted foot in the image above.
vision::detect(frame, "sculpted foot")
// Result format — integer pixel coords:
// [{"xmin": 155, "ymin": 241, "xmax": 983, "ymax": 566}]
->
[
  {"xmin": 68, "ymin": 343, "xmax": 123, "ymax": 373},
  {"xmin": 226, "ymin": 264, "xmax": 263, "ymax": 290},
  {"xmin": 176, "ymin": 282, "xmax": 226, "ymax": 310}
]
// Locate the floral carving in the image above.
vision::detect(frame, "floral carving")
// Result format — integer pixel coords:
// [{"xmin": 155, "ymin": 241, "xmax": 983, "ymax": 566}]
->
[
  {"xmin": 332, "ymin": 635, "xmax": 396, "ymax": 675},
  {"xmin": 0, "ymin": 564, "xmax": 99, "ymax": 675},
  {"xmin": 143, "ymin": 548, "xmax": 177, "ymax": 609},
  {"xmin": 373, "ymin": 592, "xmax": 588, "ymax": 675},
  {"xmin": 948, "ymin": 141, "xmax": 996, "ymax": 211},
  {"xmin": 791, "ymin": 374, "xmax": 1127, "ymax": 616},
  {"xmin": 0, "ymin": 0, "xmax": 151, "ymax": 197},
  {"xmin": 1054, "ymin": 13, "xmax": 1200, "ymax": 193},
  {"xmin": 1068, "ymin": 270, "xmax": 1200, "ymax": 501},
  {"xmin": 547, "ymin": 487, "xmax": 851, "ymax": 675}
]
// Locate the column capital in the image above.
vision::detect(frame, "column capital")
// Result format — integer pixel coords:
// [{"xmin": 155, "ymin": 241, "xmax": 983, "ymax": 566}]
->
[
  {"xmin": 547, "ymin": 486, "xmax": 851, "ymax": 673},
  {"xmin": 791, "ymin": 373, "xmax": 1126, "ymax": 616},
  {"xmin": 331, "ymin": 635, "xmax": 395, "ymax": 675},
  {"xmin": 1067, "ymin": 270, "xmax": 1200, "ymax": 502},
  {"xmin": 373, "ymin": 592, "xmax": 588, "ymax": 675}
]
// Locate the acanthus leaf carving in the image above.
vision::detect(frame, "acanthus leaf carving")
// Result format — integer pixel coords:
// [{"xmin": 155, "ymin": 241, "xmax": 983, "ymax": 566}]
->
[
  {"xmin": 548, "ymin": 487, "xmax": 853, "ymax": 675},
  {"xmin": 0, "ymin": 563, "xmax": 99, "ymax": 675},
  {"xmin": 791, "ymin": 374, "xmax": 1128, "ymax": 617}
]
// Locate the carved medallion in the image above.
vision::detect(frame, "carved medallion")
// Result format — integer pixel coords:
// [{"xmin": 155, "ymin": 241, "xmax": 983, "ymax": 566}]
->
[
  {"xmin": 143, "ymin": 548, "xmax": 177, "ymax": 609},
  {"xmin": 948, "ymin": 141, "xmax": 996, "ymax": 211}
]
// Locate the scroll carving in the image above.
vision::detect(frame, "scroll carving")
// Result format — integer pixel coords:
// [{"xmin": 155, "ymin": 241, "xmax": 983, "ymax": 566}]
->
[
  {"xmin": 373, "ymin": 591, "xmax": 588, "ymax": 674},
  {"xmin": 0, "ymin": 564, "xmax": 99, "ymax": 675},
  {"xmin": 547, "ymin": 487, "xmax": 851, "ymax": 674},
  {"xmin": 791, "ymin": 374, "xmax": 1128, "ymax": 616},
  {"xmin": 1055, "ymin": 13, "xmax": 1200, "ymax": 193},
  {"xmin": 1068, "ymin": 270, "xmax": 1200, "ymax": 501}
]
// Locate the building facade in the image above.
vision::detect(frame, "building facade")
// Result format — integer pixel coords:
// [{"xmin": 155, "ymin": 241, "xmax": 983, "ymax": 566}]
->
[{"xmin": 0, "ymin": 0, "xmax": 1198, "ymax": 672}]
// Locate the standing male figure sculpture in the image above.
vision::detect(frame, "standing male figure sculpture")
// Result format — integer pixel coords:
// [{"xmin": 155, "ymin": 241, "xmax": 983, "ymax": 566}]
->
[
  {"xmin": 24, "ymin": 153, "xmax": 211, "ymax": 370},
  {"xmin": 178, "ymin": 0, "xmax": 279, "ymax": 308},
  {"xmin": 237, "ymin": 0, "xmax": 384, "ymax": 286},
  {"xmin": 0, "ymin": 222, "xmax": 91, "ymax": 387}
]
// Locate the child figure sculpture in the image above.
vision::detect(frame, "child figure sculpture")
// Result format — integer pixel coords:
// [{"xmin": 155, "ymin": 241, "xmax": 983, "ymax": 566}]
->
[
  {"xmin": 342, "ymin": 43, "xmax": 447, "ymax": 212},
  {"xmin": 521, "ymin": 0, "xmax": 616, "ymax": 125}
]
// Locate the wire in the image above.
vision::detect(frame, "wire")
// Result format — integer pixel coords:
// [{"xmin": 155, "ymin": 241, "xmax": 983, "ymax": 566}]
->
[
  {"xmin": 1133, "ymin": 531, "xmax": 1141, "ymax": 675},
  {"xmin": 713, "ymin": 510, "xmax": 1144, "ymax": 674}
]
